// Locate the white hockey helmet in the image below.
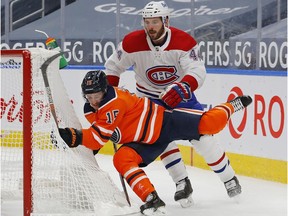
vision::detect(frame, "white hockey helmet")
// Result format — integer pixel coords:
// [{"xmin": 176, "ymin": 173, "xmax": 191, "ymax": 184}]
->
[{"xmin": 142, "ymin": 1, "xmax": 170, "ymax": 25}]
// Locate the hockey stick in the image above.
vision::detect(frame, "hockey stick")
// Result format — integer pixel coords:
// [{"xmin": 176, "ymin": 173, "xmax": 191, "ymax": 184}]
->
[
  {"xmin": 40, "ymin": 52, "xmax": 64, "ymax": 128},
  {"xmin": 112, "ymin": 142, "xmax": 131, "ymax": 206}
]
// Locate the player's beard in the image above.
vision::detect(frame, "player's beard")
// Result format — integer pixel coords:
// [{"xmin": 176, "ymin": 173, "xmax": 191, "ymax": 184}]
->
[{"xmin": 148, "ymin": 26, "xmax": 165, "ymax": 41}]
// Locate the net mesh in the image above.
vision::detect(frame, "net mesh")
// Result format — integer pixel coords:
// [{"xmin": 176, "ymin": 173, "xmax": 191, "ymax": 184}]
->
[{"xmin": 1, "ymin": 48, "xmax": 132, "ymax": 215}]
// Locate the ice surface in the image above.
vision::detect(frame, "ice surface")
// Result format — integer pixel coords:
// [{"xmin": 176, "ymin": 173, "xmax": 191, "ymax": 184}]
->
[
  {"xmin": 1, "ymin": 154, "xmax": 287, "ymax": 216},
  {"xmin": 98, "ymin": 155, "xmax": 287, "ymax": 216}
]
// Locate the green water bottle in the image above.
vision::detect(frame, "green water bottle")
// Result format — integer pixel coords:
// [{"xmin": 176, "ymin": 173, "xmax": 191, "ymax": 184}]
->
[{"xmin": 45, "ymin": 37, "xmax": 68, "ymax": 69}]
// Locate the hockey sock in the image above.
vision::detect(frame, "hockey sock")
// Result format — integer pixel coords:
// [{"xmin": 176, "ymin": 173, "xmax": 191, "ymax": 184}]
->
[
  {"xmin": 198, "ymin": 102, "xmax": 234, "ymax": 135},
  {"xmin": 113, "ymin": 146, "xmax": 155, "ymax": 202},
  {"xmin": 191, "ymin": 135, "xmax": 235, "ymax": 182},
  {"xmin": 160, "ymin": 141, "xmax": 188, "ymax": 183}
]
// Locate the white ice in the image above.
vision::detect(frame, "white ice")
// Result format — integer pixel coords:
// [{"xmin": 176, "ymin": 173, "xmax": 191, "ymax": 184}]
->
[
  {"xmin": 98, "ymin": 154, "xmax": 287, "ymax": 216},
  {"xmin": 1, "ymin": 154, "xmax": 287, "ymax": 216}
]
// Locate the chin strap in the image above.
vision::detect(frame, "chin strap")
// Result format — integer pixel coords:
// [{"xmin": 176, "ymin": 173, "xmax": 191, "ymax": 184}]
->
[{"xmin": 152, "ymin": 26, "xmax": 169, "ymax": 43}]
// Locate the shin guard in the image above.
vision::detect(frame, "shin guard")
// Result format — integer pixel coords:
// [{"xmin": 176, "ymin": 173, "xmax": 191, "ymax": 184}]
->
[
  {"xmin": 191, "ymin": 135, "xmax": 235, "ymax": 182},
  {"xmin": 160, "ymin": 141, "xmax": 188, "ymax": 183},
  {"xmin": 113, "ymin": 146, "xmax": 155, "ymax": 202},
  {"xmin": 198, "ymin": 103, "xmax": 234, "ymax": 135}
]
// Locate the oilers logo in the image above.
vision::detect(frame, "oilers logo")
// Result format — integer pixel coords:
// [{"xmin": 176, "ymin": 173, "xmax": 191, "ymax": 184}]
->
[
  {"xmin": 110, "ymin": 127, "xmax": 121, "ymax": 143},
  {"xmin": 146, "ymin": 66, "xmax": 179, "ymax": 86}
]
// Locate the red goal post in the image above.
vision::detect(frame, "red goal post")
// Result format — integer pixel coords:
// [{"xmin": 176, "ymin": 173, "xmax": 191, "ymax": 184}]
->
[
  {"xmin": 1, "ymin": 49, "xmax": 33, "ymax": 215},
  {"xmin": 1, "ymin": 48, "xmax": 132, "ymax": 216}
]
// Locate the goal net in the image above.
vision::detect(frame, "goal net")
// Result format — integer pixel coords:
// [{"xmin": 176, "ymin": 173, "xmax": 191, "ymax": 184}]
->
[{"xmin": 1, "ymin": 48, "xmax": 133, "ymax": 216}]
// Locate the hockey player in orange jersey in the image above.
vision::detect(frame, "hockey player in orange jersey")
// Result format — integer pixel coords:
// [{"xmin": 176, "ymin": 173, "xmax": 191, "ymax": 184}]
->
[{"xmin": 59, "ymin": 70, "xmax": 252, "ymax": 215}]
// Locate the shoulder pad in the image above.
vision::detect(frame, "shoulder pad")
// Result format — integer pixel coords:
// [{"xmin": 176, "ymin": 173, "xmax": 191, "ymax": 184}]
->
[
  {"xmin": 122, "ymin": 30, "xmax": 150, "ymax": 53},
  {"xmin": 167, "ymin": 27, "xmax": 197, "ymax": 51}
]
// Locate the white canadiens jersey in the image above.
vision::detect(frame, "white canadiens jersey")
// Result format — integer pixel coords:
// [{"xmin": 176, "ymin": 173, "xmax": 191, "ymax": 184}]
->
[{"xmin": 104, "ymin": 27, "xmax": 206, "ymax": 99}]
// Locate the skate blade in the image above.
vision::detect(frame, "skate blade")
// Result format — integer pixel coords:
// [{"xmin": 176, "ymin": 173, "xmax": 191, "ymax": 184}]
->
[
  {"xmin": 232, "ymin": 194, "xmax": 241, "ymax": 204},
  {"xmin": 142, "ymin": 206, "xmax": 167, "ymax": 216},
  {"xmin": 178, "ymin": 195, "xmax": 194, "ymax": 208}
]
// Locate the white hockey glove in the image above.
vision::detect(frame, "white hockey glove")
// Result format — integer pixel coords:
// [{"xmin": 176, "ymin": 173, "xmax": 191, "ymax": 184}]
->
[{"xmin": 160, "ymin": 82, "xmax": 192, "ymax": 108}]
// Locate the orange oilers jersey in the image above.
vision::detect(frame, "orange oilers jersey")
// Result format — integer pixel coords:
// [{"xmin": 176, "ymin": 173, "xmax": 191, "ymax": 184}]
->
[{"xmin": 81, "ymin": 86, "xmax": 165, "ymax": 150}]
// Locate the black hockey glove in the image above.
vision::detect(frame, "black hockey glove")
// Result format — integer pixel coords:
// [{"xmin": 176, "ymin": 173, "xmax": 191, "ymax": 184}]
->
[
  {"xmin": 93, "ymin": 149, "xmax": 100, "ymax": 155},
  {"xmin": 59, "ymin": 128, "xmax": 82, "ymax": 148}
]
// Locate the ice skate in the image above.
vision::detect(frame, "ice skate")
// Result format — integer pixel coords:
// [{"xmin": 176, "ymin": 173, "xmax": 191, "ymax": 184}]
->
[
  {"xmin": 174, "ymin": 177, "xmax": 194, "ymax": 208},
  {"xmin": 140, "ymin": 191, "xmax": 166, "ymax": 215},
  {"xmin": 229, "ymin": 95, "xmax": 252, "ymax": 112},
  {"xmin": 224, "ymin": 176, "xmax": 242, "ymax": 198}
]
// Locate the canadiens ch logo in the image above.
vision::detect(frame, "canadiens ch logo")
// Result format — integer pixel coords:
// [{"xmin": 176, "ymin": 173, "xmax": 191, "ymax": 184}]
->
[{"xmin": 146, "ymin": 66, "xmax": 179, "ymax": 86}]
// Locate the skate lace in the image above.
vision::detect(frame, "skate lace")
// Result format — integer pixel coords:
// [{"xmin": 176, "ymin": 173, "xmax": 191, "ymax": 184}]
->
[
  {"xmin": 230, "ymin": 98, "xmax": 244, "ymax": 112},
  {"xmin": 176, "ymin": 180, "xmax": 186, "ymax": 192},
  {"xmin": 225, "ymin": 179, "xmax": 237, "ymax": 190},
  {"xmin": 145, "ymin": 193, "xmax": 154, "ymax": 202}
]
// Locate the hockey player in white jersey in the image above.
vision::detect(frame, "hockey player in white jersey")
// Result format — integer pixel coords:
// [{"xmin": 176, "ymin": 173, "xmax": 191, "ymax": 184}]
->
[{"xmin": 104, "ymin": 1, "xmax": 241, "ymax": 208}]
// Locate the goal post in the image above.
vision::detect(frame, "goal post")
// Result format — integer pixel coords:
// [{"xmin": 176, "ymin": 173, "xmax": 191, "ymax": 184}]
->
[
  {"xmin": 22, "ymin": 49, "xmax": 33, "ymax": 216},
  {"xmin": 1, "ymin": 49, "xmax": 33, "ymax": 215},
  {"xmin": 1, "ymin": 48, "xmax": 134, "ymax": 216}
]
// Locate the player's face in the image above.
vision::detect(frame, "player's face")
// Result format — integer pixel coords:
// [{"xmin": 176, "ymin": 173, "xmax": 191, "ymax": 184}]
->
[
  {"xmin": 85, "ymin": 92, "xmax": 104, "ymax": 110},
  {"xmin": 143, "ymin": 17, "xmax": 165, "ymax": 41}
]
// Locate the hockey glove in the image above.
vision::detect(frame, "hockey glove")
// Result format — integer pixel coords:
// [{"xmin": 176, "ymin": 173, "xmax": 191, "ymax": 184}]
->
[
  {"xmin": 160, "ymin": 82, "xmax": 192, "ymax": 108},
  {"xmin": 93, "ymin": 149, "xmax": 100, "ymax": 155},
  {"xmin": 59, "ymin": 128, "xmax": 82, "ymax": 148}
]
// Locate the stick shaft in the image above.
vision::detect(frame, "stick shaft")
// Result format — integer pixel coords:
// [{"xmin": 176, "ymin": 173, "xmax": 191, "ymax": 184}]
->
[{"xmin": 40, "ymin": 52, "xmax": 63, "ymax": 128}]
